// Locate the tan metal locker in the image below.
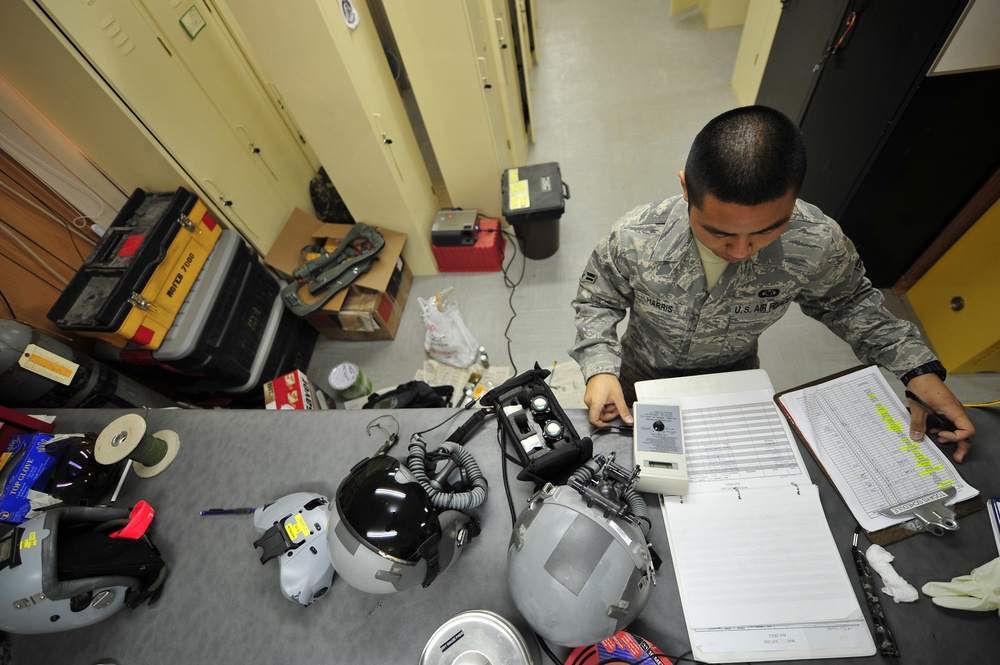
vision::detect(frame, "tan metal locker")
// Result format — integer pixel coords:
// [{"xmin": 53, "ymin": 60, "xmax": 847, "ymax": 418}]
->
[
  {"xmin": 224, "ymin": 0, "xmax": 439, "ymax": 275},
  {"xmin": 731, "ymin": 0, "xmax": 782, "ymax": 106},
  {"xmin": 484, "ymin": 0, "xmax": 532, "ymax": 159},
  {"xmin": 382, "ymin": 0, "xmax": 512, "ymax": 218},
  {"xmin": 0, "ymin": 2, "xmax": 184, "ymax": 200},
  {"xmin": 31, "ymin": 0, "xmax": 317, "ymax": 253}
]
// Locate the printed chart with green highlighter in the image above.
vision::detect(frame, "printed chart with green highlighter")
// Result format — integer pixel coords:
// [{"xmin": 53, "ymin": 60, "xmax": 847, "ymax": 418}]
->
[{"xmin": 775, "ymin": 365, "xmax": 983, "ymax": 545}]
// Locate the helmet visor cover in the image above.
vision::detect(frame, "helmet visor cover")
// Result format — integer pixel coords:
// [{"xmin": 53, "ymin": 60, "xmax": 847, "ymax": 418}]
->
[{"xmin": 336, "ymin": 456, "xmax": 440, "ymax": 561}]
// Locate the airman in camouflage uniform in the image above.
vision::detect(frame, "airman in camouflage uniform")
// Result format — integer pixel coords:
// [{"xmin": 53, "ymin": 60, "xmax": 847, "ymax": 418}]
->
[
  {"xmin": 571, "ymin": 106, "xmax": 974, "ymax": 462},
  {"xmin": 571, "ymin": 196, "xmax": 933, "ymax": 390}
]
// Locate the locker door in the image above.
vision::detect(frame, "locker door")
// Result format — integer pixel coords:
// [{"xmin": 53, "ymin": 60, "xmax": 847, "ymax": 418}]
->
[
  {"xmin": 34, "ymin": 0, "xmax": 313, "ymax": 252},
  {"xmin": 467, "ymin": 0, "xmax": 519, "ymax": 174},
  {"xmin": 139, "ymin": 1, "xmax": 319, "ymax": 185},
  {"xmin": 509, "ymin": 0, "xmax": 536, "ymax": 143},
  {"xmin": 483, "ymin": 0, "xmax": 530, "ymax": 164},
  {"xmin": 382, "ymin": 0, "xmax": 506, "ymax": 217},
  {"xmin": 224, "ymin": 0, "xmax": 440, "ymax": 275}
]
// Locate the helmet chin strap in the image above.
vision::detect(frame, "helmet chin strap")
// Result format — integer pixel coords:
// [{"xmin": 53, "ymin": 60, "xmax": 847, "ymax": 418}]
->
[{"xmin": 416, "ymin": 532, "xmax": 442, "ymax": 588}]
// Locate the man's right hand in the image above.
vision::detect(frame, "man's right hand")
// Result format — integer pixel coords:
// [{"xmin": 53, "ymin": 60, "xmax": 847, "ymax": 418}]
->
[{"xmin": 584, "ymin": 373, "xmax": 634, "ymax": 427}]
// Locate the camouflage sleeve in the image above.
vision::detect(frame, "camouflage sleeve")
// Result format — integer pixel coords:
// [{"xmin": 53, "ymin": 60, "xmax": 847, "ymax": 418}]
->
[
  {"xmin": 569, "ymin": 222, "xmax": 635, "ymax": 381},
  {"xmin": 794, "ymin": 221, "xmax": 937, "ymax": 379}
]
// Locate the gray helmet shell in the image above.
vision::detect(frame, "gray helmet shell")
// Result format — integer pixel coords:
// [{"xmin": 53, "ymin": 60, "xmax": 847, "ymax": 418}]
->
[
  {"xmin": 0, "ymin": 507, "xmax": 135, "ymax": 634},
  {"xmin": 507, "ymin": 483, "xmax": 654, "ymax": 647}
]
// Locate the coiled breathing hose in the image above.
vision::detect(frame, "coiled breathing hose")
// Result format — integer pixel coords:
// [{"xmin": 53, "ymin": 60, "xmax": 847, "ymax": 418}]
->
[{"xmin": 407, "ymin": 434, "xmax": 488, "ymax": 512}]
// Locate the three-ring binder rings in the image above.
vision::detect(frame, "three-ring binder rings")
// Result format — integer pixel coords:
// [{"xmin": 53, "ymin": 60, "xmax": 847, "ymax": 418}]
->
[
  {"xmin": 774, "ymin": 365, "xmax": 982, "ymax": 545},
  {"xmin": 635, "ymin": 370, "xmax": 876, "ymax": 663}
]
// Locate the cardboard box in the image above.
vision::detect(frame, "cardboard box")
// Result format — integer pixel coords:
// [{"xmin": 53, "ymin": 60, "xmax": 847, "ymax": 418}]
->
[
  {"xmin": 264, "ymin": 369, "xmax": 330, "ymax": 410},
  {"xmin": 265, "ymin": 209, "xmax": 412, "ymax": 341}
]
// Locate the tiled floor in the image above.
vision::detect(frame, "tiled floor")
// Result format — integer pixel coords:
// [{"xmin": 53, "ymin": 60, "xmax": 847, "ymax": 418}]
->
[{"xmin": 308, "ymin": 1, "xmax": 999, "ymax": 409}]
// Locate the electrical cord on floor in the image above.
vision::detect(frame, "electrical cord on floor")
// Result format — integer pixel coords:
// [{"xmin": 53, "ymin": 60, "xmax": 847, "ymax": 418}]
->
[
  {"xmin": 0, "ymin": 289, "xmax": 15, "ymax": 318},
  {"xmin": 963, "ymin": 399, "xmax": 1000, "ymax": 408},
  {"xmin": 500, "ymin": 229, "xmax": 526, "ymax": 375}
]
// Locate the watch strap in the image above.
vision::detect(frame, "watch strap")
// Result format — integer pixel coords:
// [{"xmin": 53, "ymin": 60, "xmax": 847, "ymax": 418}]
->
[{"xmin": 900, "ymin": 360, "xmax": 947, "ymax": 386}]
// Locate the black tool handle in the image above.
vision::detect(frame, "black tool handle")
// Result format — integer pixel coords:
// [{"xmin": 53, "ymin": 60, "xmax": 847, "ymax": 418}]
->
[{"xmin": 446, "ymin": 409, "xmax": 488, "ymax": 445}]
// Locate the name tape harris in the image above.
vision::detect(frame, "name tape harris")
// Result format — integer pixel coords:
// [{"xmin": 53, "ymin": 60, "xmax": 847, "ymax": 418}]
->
[{"xmin": 636, "ymin": 288, "xmax": 785, "ymax": 315}]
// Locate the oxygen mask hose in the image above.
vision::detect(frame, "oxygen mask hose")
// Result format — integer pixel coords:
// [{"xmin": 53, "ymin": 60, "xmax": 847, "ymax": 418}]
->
[{"xmin": 406, "ymin": 433, "xmax": 488, "ymax": 512}]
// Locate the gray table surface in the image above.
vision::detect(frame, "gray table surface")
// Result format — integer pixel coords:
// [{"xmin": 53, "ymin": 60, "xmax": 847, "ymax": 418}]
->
[{"xmin": 7, "ymin": 404, "xmax": 1000, "ymax": 665}]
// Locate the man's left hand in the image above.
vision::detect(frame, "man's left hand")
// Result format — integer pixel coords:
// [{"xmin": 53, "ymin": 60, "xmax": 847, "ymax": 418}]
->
[{"xmin": 905, "ymin": 373, "xmax": 974, "ymax": 463}]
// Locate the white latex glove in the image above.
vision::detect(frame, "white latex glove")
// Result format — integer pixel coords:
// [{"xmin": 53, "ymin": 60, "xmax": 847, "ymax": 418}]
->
[{"xmin": 921, "ymin": 557, "xmax": 1000, "ymax": 616}]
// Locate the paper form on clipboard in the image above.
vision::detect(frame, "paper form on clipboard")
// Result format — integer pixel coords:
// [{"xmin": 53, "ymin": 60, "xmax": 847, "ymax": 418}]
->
[{"xmin": 774, "ymin": 365, "xmax": 979, "ymax": 534}]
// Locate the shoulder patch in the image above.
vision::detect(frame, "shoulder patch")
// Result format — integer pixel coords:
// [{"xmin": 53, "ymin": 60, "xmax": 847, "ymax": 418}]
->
[{"xmin": 582, "ymin": 270, "xmax": 598, "ymax": 284}]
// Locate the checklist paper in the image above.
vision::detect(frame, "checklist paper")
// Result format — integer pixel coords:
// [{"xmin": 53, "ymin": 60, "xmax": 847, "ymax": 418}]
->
[
  {"xmin": 637, "ymin": 370, "xmax": 875, "ymax": 662},
  {"xmin": 776, "ymin": 365, "xmax": 979, "ymax": 533}
]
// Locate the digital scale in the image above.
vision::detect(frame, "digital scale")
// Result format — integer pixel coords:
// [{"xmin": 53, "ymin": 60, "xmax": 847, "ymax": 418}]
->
[{"xmin": 632, "ymin": 402, "xmax": 688, "ymax": 496}]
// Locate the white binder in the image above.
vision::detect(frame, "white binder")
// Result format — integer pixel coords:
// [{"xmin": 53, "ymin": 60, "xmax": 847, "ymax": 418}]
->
[{"xmin": 637, "ymin": 370, "xmax": 875, "ymax": 663}]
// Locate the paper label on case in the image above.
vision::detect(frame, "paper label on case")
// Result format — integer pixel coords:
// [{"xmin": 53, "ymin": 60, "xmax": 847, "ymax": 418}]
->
[
  {"xmin": 508, "ymin": 179, "xmax": 530, "ymax": 210},
  {"xmin": 18, "ymin": 344, "xmax": 79, "ymax": 385}
]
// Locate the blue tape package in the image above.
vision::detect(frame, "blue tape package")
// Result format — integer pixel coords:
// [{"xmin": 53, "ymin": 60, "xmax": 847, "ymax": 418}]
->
[{"xmin": 0, "ymin": 433, "xmax": 64, "ymax": 524}]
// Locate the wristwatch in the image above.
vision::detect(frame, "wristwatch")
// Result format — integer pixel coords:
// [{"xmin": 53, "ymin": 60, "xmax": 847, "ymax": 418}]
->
[{"xmin": 900, "ymin": 360, "xmax": 947, "ymax": 386}]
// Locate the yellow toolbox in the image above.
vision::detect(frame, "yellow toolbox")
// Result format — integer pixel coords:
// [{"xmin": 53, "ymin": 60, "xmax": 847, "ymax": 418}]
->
[{"xmin": 47, "ymin": 188, "xmax": 221, "ymax": 349}]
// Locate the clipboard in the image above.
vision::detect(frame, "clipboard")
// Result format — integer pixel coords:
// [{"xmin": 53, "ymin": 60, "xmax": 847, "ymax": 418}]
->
[{"xmin": 774, "ymin": 365, "xmax": 984, "ymax": 546}]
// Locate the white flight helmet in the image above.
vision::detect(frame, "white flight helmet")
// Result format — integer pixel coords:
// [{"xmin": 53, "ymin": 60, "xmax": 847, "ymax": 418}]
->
[{"xmin": 252, "ymin": 492, "xmax": 335, "ymax": 606}]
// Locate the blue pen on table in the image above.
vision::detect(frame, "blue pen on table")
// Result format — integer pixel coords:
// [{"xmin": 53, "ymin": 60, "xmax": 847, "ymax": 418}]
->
[{"xmin": 200, "ymin": 507, "xmax": 256, "ymax": 516}]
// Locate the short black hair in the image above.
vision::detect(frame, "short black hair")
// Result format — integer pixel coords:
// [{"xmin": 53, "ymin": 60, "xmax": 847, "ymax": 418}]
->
[{"xmin": 684, "ymin": 105, "xmax": 806, "ymax": 208}]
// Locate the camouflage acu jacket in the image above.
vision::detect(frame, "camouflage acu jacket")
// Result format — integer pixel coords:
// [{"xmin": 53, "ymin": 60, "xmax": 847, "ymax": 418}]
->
[{"xmin": 570, "ymin": 195, "xmax": 935, "ymax": 382}]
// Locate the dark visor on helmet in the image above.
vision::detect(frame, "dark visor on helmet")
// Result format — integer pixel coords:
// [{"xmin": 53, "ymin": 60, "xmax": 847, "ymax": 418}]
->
[{"xmin": 336, "ymin": 456, "xmax": 440, "ymax": 562}]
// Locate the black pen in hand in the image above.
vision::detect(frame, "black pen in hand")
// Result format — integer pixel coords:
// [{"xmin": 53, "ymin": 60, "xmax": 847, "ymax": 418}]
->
[
  {"xmin": 852, "ymin": 529, "xmax": 900, "ymax": 657},
  {"xmin": 904, "ymin": 390, "xmax": 955, "ymax": 432}
]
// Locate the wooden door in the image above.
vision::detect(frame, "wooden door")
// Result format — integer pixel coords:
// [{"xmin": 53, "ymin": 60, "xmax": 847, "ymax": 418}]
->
[{"xmin": 0, "ymin": 147, "xmax": 99, "ymax": 343}]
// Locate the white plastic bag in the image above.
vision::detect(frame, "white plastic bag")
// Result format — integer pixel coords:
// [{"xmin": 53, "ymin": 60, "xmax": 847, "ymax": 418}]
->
[{"xmin": 419, "ymin": 293, "xmax": 480, "ymax": 368}]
